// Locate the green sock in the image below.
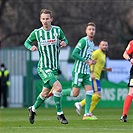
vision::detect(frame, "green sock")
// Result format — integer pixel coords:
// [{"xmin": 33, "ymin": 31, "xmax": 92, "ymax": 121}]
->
[
  {"xmin": 62, "ymin": 89, "xmax": 71, "ymax": 96},
  {"xmin": 33, "ymin": 94, "xmax": 45, "ymax": 109},
  {"xmin": 85, "ymin": 94, "xmax": 92, "ymax": 114},
  {"xmin": 53, "ymin": 91, "xmax": 62, "ymax": 113}
]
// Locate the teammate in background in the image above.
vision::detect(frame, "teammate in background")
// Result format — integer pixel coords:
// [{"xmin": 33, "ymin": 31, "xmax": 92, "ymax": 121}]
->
[
  {"xmin": 74, "ymin": 40, "xmax": 112, "ymax": 119},
  {"xmin": 120, "ymin": 40, "xmax": 133, "ymax": 122},
  {"xmin": 24, "ymin": 9, "xmax": 68, "ymax": 124},
  {"xmin": 65, "ymin": 22, "xmax": 97, "ymax": 120}
]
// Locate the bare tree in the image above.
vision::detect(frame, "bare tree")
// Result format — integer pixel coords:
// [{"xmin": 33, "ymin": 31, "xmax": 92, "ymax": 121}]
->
[{"xmin": 0, "ymin": 0, "xmax": 133, "ymax": 58}]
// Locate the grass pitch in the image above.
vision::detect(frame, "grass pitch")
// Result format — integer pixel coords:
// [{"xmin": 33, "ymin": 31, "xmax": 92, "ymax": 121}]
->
[{"xmin": 0, "ymin": 107, "xmax": 133, "ymax": 133}]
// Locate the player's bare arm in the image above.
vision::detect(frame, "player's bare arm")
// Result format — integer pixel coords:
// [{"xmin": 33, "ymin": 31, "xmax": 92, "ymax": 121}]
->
[
  {"xmin": 103, "ymin": 68, "xmax": 112, "ymax": 72},
  {"xmin": 90, "ymin": 72, "xmax": 95, "ymax": 80}
]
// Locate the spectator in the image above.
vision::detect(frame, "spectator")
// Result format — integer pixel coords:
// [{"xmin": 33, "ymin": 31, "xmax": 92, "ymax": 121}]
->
[{"xmin": 0, "ymin": 63, "xmax": 10, "ymax": 108}]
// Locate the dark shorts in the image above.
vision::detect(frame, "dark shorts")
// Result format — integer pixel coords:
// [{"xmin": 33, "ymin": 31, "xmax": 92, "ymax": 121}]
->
[{"xmin": 128, "ymin": 66, "xmax": 133, "ymax": 87}]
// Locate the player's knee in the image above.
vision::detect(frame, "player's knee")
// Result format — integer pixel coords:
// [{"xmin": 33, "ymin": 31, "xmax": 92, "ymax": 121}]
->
[
  {"xmin": 53, "ymin": 90, "xmax": 62, "ymax": 97},
  {"xmin": 92, "ymin": 93, "xmax": 101, "ymax": 101},
  {"xmin": 128, "ymin": 87, "xmax": 133, "ymax": 96},
  {"xmin": 41, "ymin": 88, "xmax": 50, "ymax": 98},
  {"xmin": 53, "ymin": 81, "xmax": 62, "ymax": 92},
  {"xmin": 86, "ymin": 90, "xmax": 93, "ymax": 95},
  {"xmin": 54, "ymin": 86, "xmax": 62, "ymax": 92},
  {"xmin": 39, "ymin": 93, "xmax": 47, "ymax": 99},
  {"xmin": 129, "ymin": 92, "xmax": 133, "ymax": 96},
  {"xmin": 72, "ymin": 91, "xmax": 79, "ymax": 97}
]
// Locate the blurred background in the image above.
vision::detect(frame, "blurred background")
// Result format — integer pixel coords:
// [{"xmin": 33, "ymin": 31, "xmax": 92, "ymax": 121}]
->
[{"xmin": 0, "ymin": 0, "xmax": 133, "ymax": 108}]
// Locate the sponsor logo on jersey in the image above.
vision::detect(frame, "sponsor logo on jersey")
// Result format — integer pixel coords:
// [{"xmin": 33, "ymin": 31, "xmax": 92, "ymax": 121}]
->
[{"xmin": 40, "ymin": 39, "xmax": 57, "ymax": 46}]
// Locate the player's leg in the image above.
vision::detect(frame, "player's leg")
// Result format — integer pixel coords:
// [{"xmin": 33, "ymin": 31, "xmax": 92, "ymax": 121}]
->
[
  {"xmin": 0, "ymin": 86, "xmax": 3, "ymax": 108},
  {"xmin": 44, "ymin": 70, "xmax": 68, "ymax": 124},
  {"xmin": 89, "ymin": 79, "xmax": 101, "ymax": 114},
  {"xmin": 3, "ymin": 85, "xmax": 8, "ymax": 107},
  {"xmin": 52, "ymin": 80, "xmax": 68, "ymax": 124},
  {"xmin": 47, "ymin": 72, "xmax": 82, "ymax": 101},
  {"xmin": 47, "ymin": 75, "xmax": 58, "ymax": 98},
  {"xmin": 62, "ymin": 72, "xmax": 81, "ymax": 97},
  {"xmin": 120, "ymin": 73, "xmax": 133, "ymax": 122},
  {"xmin": 89, "ymin": 93, "xmax": 101, "ymax": 112},
  {"xmin": 28, "ymin": 68, "xmax": 53, "ymax": 124},
  {"xmin": 74, "ymin": 99, "xmax": 85, "ymax": 116},
  {"xmin": 120, "ymin": 87, "xmax": 133, "ymax": 122},
  {"xmin": 71, "ymin": 72, "xmax": 84, "ymax": 115},
  {"xmin": 47, "ymin": 87, "xmax": 54, "ymax": 98},
  {"xmin": 48, "ymin": 72, "xmax": 81, "ymax": 98},
  {"xmin": 79, "ymin": 99, "xmax": 86, "ymax": 106},
  {"xmin": 83, "ymin": 85, "xmax": 95, "ymax": 120},
  {"xmin": 28, "ymin": 85, "xmax": 50, "ymax": 124},
  {"xmin": 74, "ymin": 79, "xmax": 101, "ymax": 117},
  {"xmin": 71, "ymin": 72, "xmax": 82, "ymax": 97},
  {"xmin": 60, "ymin": 71, "xmax": 81, "ymax": 97},
  {"xmin": 47, "ymin": 87, "xmax": 72, "ymax": 97},
  {"xmin": 34, "ymin": 87, "xmax": 50, "ymax": 109},
  {"xmin": 83, "ymin": 74, "xmax": 97, "ymax": 120}
]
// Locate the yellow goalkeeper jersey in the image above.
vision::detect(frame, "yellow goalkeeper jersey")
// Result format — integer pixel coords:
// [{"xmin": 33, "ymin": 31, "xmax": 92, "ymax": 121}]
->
[{"xmin": 90, "ymin": 49, "xmax": 106, "ymax": 80}]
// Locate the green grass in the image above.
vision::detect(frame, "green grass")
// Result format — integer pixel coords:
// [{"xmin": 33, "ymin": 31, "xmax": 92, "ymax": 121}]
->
[{"xmin": 0, "ymin": 108, "xmax": 133, "ymax": 133}]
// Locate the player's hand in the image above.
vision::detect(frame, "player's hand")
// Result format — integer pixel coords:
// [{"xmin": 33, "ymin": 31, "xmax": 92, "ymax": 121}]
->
[
  {"xmin": 85, "ymin": 59, "xmax": 97, "ymax": 66},
  {"xmin": 85, "ymin": 60, "xmax": 92, "ymax": 66},
  {"xmin": 92, "ymin": 59, "xmax": 97, "ymax": 65},
  {"xmin": 60, "ymin": 41, "xmax": 67, "ymax": 48},
  {"xmin": 90, "ymin": 72, "xmax": 95, "ymax": 80},
  {"xmin": 30, "ymin": 45, "xmax": 38, "ymax": 52},
  {"xmin": 107, "ymin": 68, "xmax": 112, "ymax": 72}
]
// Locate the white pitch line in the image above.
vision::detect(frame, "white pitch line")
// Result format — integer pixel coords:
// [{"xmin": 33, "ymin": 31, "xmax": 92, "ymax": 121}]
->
[{"xmin": 4, "ymin": 126, "xmax": 133, "ymax": 131}]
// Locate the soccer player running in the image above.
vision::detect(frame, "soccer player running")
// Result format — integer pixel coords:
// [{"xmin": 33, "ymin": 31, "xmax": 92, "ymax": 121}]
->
[
  {"xmin": 24, "ymin": 9, "xmax": 68, "ymax": 124},
  {"xmin": 120, "ymin": 40, "xmax": 133, "ymax": 122},
  {"xmin": 61, "ymin": 22, "xmax": 96, "ymax": 120},
  {"xmin": 74, "ymin": 40, "xmax": 112, "ymax": 119}
]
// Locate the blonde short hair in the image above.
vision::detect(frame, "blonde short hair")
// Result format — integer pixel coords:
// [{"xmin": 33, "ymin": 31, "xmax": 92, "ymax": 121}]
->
[
  {"xmin": 40, "ymin": 9, "xmax": 52, "ymax": 17},
  {"xmin": 87, "ymin": 22, "xmax": 96, "ymax": 28}
]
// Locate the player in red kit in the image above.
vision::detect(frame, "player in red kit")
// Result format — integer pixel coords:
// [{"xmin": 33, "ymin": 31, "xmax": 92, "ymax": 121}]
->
[{"xmin": 120, "ymin": 40, "xmax": 133, "ymax": 122}]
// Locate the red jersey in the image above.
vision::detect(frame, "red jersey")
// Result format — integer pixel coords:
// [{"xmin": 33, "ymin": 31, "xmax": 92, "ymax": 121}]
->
[{"xmin": 126, "ymin": 40, "xmax": 133, "ymax": 58}]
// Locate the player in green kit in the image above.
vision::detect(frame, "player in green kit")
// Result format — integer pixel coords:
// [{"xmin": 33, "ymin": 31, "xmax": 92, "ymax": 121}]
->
[
  {"xmin": 62, "ymin": 22, "xmax": 96, "ymax": 120},
  {"xmin": 24, "ymin": 9, "xmax": 68, "ymax": 124},
  {"xmin": 75, "ymin": 40, "xmax": 112, "ymax": 119}
]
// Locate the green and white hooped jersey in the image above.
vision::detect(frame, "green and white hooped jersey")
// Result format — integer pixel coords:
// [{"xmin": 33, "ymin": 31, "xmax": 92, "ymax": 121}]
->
[
  {"xmin": 26, "ymin": 25, "xmax": 68, "ymax": 70},
  {"xmin": 72, "ymin": 36, "xmax": 94, "ymax": 74}
]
